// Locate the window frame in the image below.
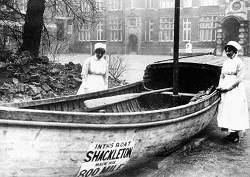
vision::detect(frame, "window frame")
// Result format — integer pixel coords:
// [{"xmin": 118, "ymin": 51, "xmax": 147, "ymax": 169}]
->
[
  {"xmin": 96, "ymin": 0, "xmax": 104, "ymax": 11},
  {"xmin": 160, "ymin": 0, "xmax": 174, "ymax": 9},
  {"xmin": 78, "ymin": 24, "xmax": 91, "ymax": 41},
  {"xmin": 159, "ymin": 17, "xmax": 174, "ymax": 42},
  {"xmin": 110, "ymin": 17, "xmax": 123, "ymax": 42},
  {"xmin": 183, "ymin": 18, "xmax": 191, "ymax": 41},
  {"xmin": 199, "ymin": 16, "xmax": 218, "ymax": 42},
  {"xmin": 109, "ymin": 0, "xmax": 122, "ymax": 11},
  {"xmin": 200, "ymin": 0, "xmax": 218, "ymax": 6},
  {"xmin": 183, "ymin": 0, "xmax": 192, "ymax": 8},
  {"xmin": 128, "ymin": 17, "xmax": 138, "ymax": 27},
  {"xmin": 97, "ymin": 21, "xmax": 105, "ymax": 41},
  {"xmin": 144, "ymin": 19, "xmax": 154, "ymax": 42},
  {"xmin": 67, "ymin": 20, "xmax": 73, "ymax": 35},
  {"xmin": 146, "ymin": 0, "xmax": 154, "ymax": 9}
]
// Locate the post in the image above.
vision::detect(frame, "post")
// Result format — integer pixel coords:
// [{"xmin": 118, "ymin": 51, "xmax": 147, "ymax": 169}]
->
[{"xmin": 173, "ymin": 0, "xmax": 180, "ymax": 96}]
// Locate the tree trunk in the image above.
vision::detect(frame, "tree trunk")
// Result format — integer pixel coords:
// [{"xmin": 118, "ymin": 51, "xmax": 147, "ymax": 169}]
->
[{"xmin": 19, "ymin": 0, "xmax": 45, "ymax": 57}]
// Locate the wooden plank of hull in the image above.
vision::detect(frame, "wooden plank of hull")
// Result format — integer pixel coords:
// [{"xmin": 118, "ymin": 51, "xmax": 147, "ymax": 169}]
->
[{"xmin": 0, "ymin": 99, "xmax": 218, "ymax": 177}]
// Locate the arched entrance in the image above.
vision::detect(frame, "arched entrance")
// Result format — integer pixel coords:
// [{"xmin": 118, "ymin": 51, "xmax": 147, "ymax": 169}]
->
[
  {"xmin": 222, "ymin": 18, "xmax": 240, "ymax": 47},
  {"xmin": 128, "ymin": 34, "xmax": 138, "ymax": 54},
  {"xmin": 216, "ymin": 15, "xmax": 248, "ymax": 55}
]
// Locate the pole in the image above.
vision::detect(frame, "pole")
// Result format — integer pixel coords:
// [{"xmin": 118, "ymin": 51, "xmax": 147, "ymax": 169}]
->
[{"xmin": 173, "ymin": 0, "xmax": 180, "ymax": 96}]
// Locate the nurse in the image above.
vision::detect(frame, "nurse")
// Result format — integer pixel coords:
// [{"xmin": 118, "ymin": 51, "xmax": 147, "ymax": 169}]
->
[
  {"xmin": 77, "ymin": 43, "xmax": 108, "ymax": 94},
  {"xmin": 217, "ymin": 41, "xmax": 249, "ymax": 142}
]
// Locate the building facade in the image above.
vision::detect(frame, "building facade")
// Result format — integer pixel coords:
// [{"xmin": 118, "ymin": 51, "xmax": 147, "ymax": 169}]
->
[
  {"xmin": 1, "ymin": 0, "xmax": 250, "ymax": 56},
  {"xmin": 67, "ymin": 0, "xmax": 250, "ymax": 55}
]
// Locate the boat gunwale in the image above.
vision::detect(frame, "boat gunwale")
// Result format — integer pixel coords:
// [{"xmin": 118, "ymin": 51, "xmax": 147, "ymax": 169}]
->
[
  {"xmin": 1, "ymin": 81, "xmax": 143, "ymax": 108},
  {"xmin": 0, "ymin": 90, "xmax": 220, "ymax": 128},
  {"xmin": 0, "ymin": 90, "xmax": 218, "ymax": 116},
  {"xmin": 0, "ymin": 97, "xmax": 220, "ymax": 129}
]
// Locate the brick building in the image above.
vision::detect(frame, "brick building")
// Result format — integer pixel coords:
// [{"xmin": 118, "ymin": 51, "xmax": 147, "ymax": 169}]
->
[
  {"xmin": 67, "ymin": 0, "xmax": 250, "ymax": 55},
  {"xmin": 1, "ymin": 0, "xmax": 250, "ymax": 56}
]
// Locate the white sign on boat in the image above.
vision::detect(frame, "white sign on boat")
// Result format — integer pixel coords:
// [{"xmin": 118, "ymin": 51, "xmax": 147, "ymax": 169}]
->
[{"xmin": 77, "ymin": 140, "xmax": 135, "ymax": 177}]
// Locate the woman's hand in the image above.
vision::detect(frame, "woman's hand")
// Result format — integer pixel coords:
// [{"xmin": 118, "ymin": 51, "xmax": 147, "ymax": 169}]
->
[
  {"xmin": 216, "ymin": 87, "xmax": 222, "ymax": 91},
  {"xmin": 216, "ymin": 87, "xmax": 228, "ymax": 93}
]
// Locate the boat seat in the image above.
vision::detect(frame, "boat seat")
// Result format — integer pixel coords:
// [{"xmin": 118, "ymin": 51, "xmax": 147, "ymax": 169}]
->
[{"xmin": 161, "ymin": 92, "xmax": 196, "ymax": 97}]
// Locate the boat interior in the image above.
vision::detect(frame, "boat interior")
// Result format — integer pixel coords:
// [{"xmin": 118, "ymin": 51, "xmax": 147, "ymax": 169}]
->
[
  {"xmin": 84, "ymin": 62, "xmax": 221, "ymax": 113},
  {"xmin": 3, "ymin": 62, "xmax": 221, "ymax": 113}
]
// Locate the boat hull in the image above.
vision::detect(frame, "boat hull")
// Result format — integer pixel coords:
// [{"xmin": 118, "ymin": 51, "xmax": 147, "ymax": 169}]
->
[{"xmin": 0, "ymin": 96, "xmax": 219, "ymax": 177}]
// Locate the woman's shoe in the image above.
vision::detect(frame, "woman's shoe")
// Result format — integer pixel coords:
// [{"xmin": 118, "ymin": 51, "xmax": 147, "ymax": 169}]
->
[
  {"xmin": 224, "ymin": 132, "xmax": 239, "ymax": 143},
  {"xmin": 224, "ymin": 133, "xmax": 234, "ymax": 141},
  {"xmin": 231, "ymin": 137, "xmax": 239, "ymax": 143},
  {"xmin": 231, "ymin": 132, "xmax": 239, "ymax": 143}
]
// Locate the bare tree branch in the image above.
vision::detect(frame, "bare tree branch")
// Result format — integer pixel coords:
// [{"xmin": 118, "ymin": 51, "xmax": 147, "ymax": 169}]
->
[{"xmin": 0, "ymin": 0, "xmax": 103, "ymax": 54}]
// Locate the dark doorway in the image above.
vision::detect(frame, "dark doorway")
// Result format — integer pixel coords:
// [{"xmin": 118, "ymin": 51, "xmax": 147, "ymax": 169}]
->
[
  {"xmin": 222, "ymin": 18, "xmax": 240, "ymax": 48},
  {"xmin": 128, "ymin": 34, "xmax": 138, "ymax": 54}
]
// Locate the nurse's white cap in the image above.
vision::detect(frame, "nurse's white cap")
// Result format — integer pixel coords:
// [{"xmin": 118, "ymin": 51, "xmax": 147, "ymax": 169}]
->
[
  {"xmin": 225, "ymin": 41, "xmax": 242, "ymax": 51},
  {"xmin": 94, "ymin": 43, "xmax": 106, "ymax": 51}
]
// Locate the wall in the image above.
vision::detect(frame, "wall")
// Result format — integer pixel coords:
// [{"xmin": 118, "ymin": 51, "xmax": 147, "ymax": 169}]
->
[{"xmin": 64, "ymin": 0, "xmax": 250, "ymax": 56}]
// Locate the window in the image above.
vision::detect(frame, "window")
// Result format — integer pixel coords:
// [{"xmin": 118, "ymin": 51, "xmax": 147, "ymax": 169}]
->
[
  {"xmin": 149, "ymin": 20, "xmax": 154, "ymax": 41},
  {"xmin": 110, "ymin": 17, "xmax": 123, "ymax": 41},
  {"xmin": 159, "ymin": 17, "xmax": 174, "ymax": 41},
  {"xmin": 183, "ymin": 18, "xmax": 191, "ymax": 41},
  {"xmin": 146, "ymin": 0, "xmax": 154, "ymax": 8},
  {"xmin": 5, "ymin": 36, "xmax": 10, "ymax": 45},
  {"xmin": 131, "ymin": 0, "xmax": 135, "ymax": 8},
  {"xmin": 79, "ymin": 24, "xmax": 90, "ymax": 41},
  {"xmin": 200, "ymin": 0, "xmax": 218, "ymax": 6},
  {"xmin": 97, "ymin": 21, "xmax": 104, "ymax": 40},
  {"xmin": 183, "ymin": 0, "xmax": 192, "ymax": 8},
  {"xmin": 199, "ymin": 16, "xmax": 218, "ymax": 41},
  {"xmin": 57, "ymin": 20, "xmax": 64, "ymax": 40},
  {"xmin": 80, "ymin": 1, "xmax": 90, "ymax": 11},
  {"xmin": 145, "ymin": 19, "xmax": 154, "ymax": 41},
  {"xmin": 17, "ymin": 0, "xmax": 27, "ymax": 13},
  {"xmin": 67, "ymin": 20, "xmax": 73, "ymax": 35},
  {"xmin": 109, "ymin": 0, "xmax": 122, "ymax": 10},
  {"xmin": 131, "ymin": 0, "xmax": 145, "ymax": 9},
  {"xmin": 128, "ymin": 18, "xmax": 137, "ymax": 27},
  {"xmin": 96, "ymin": 0, "xmax": 104, "ymax": 11},
  {"xmin": 55, "ymin": 0, "xmax": 64, "ymax": 17},
  {"xmin": 160, "ymin": 0, "xmax": 174, "ymax": 8}
]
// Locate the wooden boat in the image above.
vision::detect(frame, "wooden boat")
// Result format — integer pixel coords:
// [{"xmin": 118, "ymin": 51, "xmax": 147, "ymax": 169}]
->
[{"xmin": 0, "ymin": 60, "xmax": 221, "ymax": 177}]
